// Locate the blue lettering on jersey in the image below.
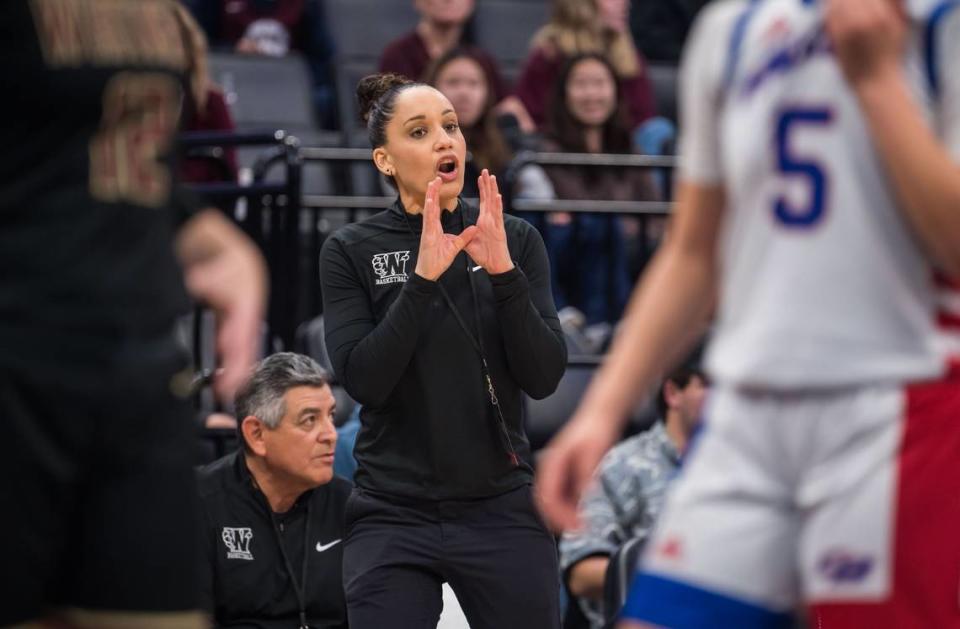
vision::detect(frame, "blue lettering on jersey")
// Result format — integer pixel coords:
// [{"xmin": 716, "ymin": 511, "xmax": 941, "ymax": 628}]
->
[
  {"xmin": 740, "ymin": 26, "xmax": 832, "ymax": 98},
  {"xmin": 774, "ymin": 107, "xmax": 834, "ymax": 228},
  {"xmin": 818, "ymin": 550, "xmax": 875, "ymax": 583}
]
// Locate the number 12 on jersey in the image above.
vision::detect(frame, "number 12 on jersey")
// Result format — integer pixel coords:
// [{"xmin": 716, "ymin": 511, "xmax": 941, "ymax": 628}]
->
[{"xmin": 773, "ymin": 107, "xmax": 834, "ymax": 228}]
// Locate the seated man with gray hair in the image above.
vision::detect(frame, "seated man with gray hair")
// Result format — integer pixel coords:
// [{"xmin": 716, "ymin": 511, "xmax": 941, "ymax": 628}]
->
[{"xmin": 197, "ymin": 352, "xmax": 350, "ymax": 628}]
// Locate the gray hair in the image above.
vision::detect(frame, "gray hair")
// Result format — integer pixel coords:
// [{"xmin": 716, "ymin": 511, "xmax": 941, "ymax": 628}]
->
[{"xmin": 235, "ymin": 352, "xmax": 330, "ymax": 430}]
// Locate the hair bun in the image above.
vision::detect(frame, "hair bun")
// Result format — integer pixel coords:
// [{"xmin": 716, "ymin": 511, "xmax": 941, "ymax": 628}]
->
[{"xmin": 356, "ymin": 73, "xmax": 414, "ymax": 125}]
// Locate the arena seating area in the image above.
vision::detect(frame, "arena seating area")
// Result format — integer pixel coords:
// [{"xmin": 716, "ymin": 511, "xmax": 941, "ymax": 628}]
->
[{"xmin": 184, "ymin": 0, "xmax": 682, "ymax": 461}]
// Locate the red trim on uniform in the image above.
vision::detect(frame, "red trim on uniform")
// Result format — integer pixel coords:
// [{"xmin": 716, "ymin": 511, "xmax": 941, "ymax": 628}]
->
[
  {"xmin": 811, "ymin": 369, "xmax": 960, "ymax": 627},
  {"xmin": 933, "ymin": 271, "xmax": 960, "ymax": 291},
  {"xmin": 938, "ymin": 311, "xmax": 960, "ymax": 330}
]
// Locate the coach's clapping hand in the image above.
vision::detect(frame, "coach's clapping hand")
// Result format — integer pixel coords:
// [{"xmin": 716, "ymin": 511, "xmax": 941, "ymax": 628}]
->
[
  {"xmin": 465, "ymin": 169, "xmax": 514, "ymax": 275},
  {"xmin": 414, "ymin": 177, "xmax": 478, "ymax": 281}
]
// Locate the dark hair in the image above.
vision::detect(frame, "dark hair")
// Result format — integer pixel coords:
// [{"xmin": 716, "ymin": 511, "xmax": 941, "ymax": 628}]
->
[
  {"xmin": 546, "ymin": 53, "xmax": 633, "ymax": 157},
  {"xmin": 655, "ymin": 365, "xmax": 707, "ymax": 419},
  {"xmin": 356, "ymin": 73, "xmax": 419, "ymax": 148},
  {"xmin": 424, "ymin": 46, "xmax": 511, "ymax": 176}
]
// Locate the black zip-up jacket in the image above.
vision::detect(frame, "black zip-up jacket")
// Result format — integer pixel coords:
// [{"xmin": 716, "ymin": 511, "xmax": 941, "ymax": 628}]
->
[
  {"xmin": 197, "ymin": 451, "xmax": 351, "ymax": 628},
  {"xmin": 320, "ymin": 198, "xmax": 567, "ymax": 501}
]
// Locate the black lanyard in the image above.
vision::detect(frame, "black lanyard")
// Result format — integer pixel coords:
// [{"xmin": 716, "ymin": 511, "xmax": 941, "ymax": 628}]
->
[
  {"xmin": 268, "ymin": 498, "xmax": 313, "ymax": 629},
  {"xmin": 402, "ymin": 203, "xmax": 520, "ymax": 466}
]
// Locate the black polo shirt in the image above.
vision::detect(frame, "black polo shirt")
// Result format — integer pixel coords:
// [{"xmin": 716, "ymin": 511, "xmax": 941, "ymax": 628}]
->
[{"xmin": 198, "ymin": 451, "xmax": 351, "ymax": 628}]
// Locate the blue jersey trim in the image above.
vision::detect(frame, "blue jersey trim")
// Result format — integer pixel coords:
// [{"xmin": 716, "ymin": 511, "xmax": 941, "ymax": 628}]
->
[
  {"xmin": 925, "ymin": 0, "xmax": 960, "ymax": 98},
  {"xmin": 621, "ymin": 573, "xmax": 794, "ymax": 629},
  {"xmin": 724, "ymin": 1, "xmax": 762, "ymax": 93}
]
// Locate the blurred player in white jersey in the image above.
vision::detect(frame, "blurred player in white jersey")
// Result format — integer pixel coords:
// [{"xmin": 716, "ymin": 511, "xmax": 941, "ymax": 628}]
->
[{"xmin": 537, "ymin": 0, "xmax": 960, "ymax": 626}]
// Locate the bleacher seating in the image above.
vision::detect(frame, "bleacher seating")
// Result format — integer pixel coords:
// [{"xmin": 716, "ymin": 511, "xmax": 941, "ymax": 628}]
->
[
  {"xmin": 472, "ymin": 1, "xmax": 549, "ymax": 84},
  {"xmin": 183, "ymin": 0, "xmax": 677, "ymax": 453},
  {"xmin": 343, "ymin": 132, "xmax": 382, "ymax": 196},
  {"xmin": 208, "ymin": 51, "xmax": 339, "ymax": 194},
  {"xmin": 324, "ymin": 0, "xmax": 419, "ymax": 132},
  {"xmin": 322, "ymin": 0, "xmax": 553, "ymax": 131},
  {"xmin": 296, "ymin": 315, "xmax": 359, "ymax": 428},
  {"xmin": 647, "ymin": 63, "xmax": 679, "ymax": 124},
  {"xmin": 525, "ymin": 363, "xmax": 598, "ymax": 452},
  {"xmin": 210, "ymin": 51, "xmax": 318, "ymax": 133},
  {"xmin": 525, "ymin": 361, "xmax": 659, "ymax": 455}
]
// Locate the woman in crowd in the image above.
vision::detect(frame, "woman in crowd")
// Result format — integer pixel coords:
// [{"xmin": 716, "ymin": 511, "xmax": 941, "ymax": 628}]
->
[
  {"xmin": 424, "ymin": 46, "xmax": 512, "ymax": 197},
  {"xmin": 320, "ymin": 73, "xmax": 566, "ymax": 629},
  {"xmin": 178, "ymin": 8, "xmax": 238, "ymax": 185},
  {"xmin": 425, "ymin": 46, "xmax": 554, "ymax": 200},
  {"xmin": 540, "ymin": 53, "xmax": 660, "ymax": 344},
  {"xmin": 516, "ymin": 0, "xmax": 655, "ymax": 132},
  {"xmin": 380, "ymin": 0, "xmax": 533, "ymax": 130},
  {"xmin": 186, "ymin": 0, "xmax": 337, "ymax": 126}
]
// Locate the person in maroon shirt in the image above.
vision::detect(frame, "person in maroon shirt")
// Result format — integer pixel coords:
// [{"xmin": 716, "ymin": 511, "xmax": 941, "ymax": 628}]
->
[
  {"xmin": 179, "ymin": 13, "xmax": 239, "ymax": 184},
  {"xmin": 379, "ymin": 0, "xmax": 533, "ymax": 131},
  {"xmin": 181, "ymin": 87, "xmax": 239, "ymax": 184},
  {"xmin": 515, "ymin": 0, "xmax": 655, "ymax": 131},
  {"xmin": 220, "ymin": 0, "xmax": 306, "ymax": 54},
  {"xmin": 424, "ymin": 47, "xmax": 512, "ymax": 198}
]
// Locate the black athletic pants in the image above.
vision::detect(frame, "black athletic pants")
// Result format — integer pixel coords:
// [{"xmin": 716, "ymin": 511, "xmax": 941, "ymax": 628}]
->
[{"xmin": 343, "ymin": 484, "xmax": 562, "ymax": 629}]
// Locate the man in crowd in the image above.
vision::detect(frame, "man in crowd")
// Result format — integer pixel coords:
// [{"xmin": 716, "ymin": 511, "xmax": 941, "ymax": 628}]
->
[
  {"xmin": 198, "ymin": 353, "xmax": 351, "ymax": 628},
  {"xmin": 561, "ymin": 363, "xmax": 708, "ymax": 628}
]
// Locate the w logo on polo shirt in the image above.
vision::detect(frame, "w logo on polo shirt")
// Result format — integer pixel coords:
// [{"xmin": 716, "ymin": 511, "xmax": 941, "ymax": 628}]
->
[
  {"xmin": 221, "ymin": 527, "xmax": 254, "ymax": 560},
  {"xmin": 372, "ymin": 250, "xmax": 410, "ymax": 285}
]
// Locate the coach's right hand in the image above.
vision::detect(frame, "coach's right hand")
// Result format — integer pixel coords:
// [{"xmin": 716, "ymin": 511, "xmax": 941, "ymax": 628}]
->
[{"xmin": 414, "ymin": 177, "xmax": 477, "ymax": 281}]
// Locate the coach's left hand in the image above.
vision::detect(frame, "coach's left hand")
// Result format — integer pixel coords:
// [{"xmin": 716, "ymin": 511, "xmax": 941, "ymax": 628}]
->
[{"xmin": 466, "ymin": 169, "xmax": 515, "ymax": 275}]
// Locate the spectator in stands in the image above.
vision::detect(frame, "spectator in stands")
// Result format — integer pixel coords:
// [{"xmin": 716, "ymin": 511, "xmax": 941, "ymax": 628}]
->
[
  {"xmin": 516, "ymin": 0, "xmax": 655, "ymax": 132},
  {"xmin": 628, "ymin": 0, "xmax": 710, "ymax": 63},
  {"xmin": 181, "ymin": 87, "xmax": 239, "ymax": 184},
  {"xmin": 380, "ymin": 0, "xmax": 534, "ymax": 131},
  {"xmin": 538, "ymin": 53, "xmax": 659, "ymax": 344},
  {"xmin": 193, "ymin": 0, "xmax": 308, "ymax": 56},
  {"xmin": 425, "ymin": 46, "xmax": 554, "ymax": 200},
  {"xmin": 198, "ymin": 353, "xmax": 350, "ymax": 628},
  {"xmin": 187, "ymin": 0, "xmax": 338, "ymax": 127},
  {"xmin": 560, "ymin": 363, "xmax": 708, "ymax": 629},
  {"xmin": 178, "ymin": 10, "xmax": 239, "ymax": 184},
  {"xmin": 425, "ymin": 46, "xmax": 510, "ymax": 195},
  {"xmin": 320, "ymin": 73, "xmax": 566, "ymax": 628}
]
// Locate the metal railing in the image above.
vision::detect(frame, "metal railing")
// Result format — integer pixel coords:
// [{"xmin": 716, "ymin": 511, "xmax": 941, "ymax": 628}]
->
[
  {"xmin": 180, "ymin": 129, "xmax": 302, "ymax": 349},
  {"xmin": 180, "ymin": 131, "xmax": 678, "ymax": 353}
]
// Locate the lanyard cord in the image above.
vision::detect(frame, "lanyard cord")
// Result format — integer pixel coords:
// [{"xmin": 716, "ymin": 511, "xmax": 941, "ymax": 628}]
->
[
  {"xmin": 268, "ymin": 498, "xmax": 313, "ymax": 629},
  {"xmin": 402, "ymin": 203, "xmax": 520, "ymax": 466}
]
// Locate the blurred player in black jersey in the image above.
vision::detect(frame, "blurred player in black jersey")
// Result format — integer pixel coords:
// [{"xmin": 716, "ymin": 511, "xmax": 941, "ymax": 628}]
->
[{"xmin": 0, "ymin": 1, "xmax": 266, "ymax": 627}]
